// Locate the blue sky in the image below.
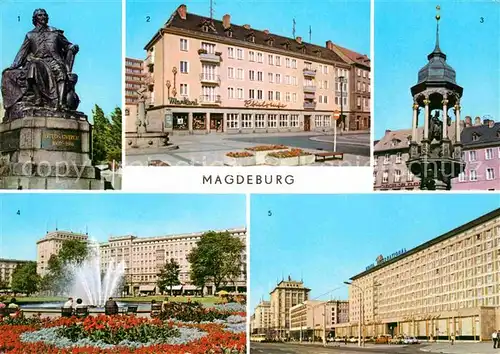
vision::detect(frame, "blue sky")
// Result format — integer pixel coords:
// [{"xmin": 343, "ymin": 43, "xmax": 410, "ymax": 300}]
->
[
  {"xmin": 126, "ymin": 0, "xmax": 370, "ymax": 59},
  {"xmin": 250, "ymin": 194, "xmax": 500, "ymax": 313},
  {"xmin": 375, "ymin": 0, "xmax": 500, "ymax": 138},
  {"xmin": 0, "ymin": 194, "xmax": 246, "ymax": 261},
  {"xmin": 0, "ymin": 1, "xmax": 122, "ymax": 120}
]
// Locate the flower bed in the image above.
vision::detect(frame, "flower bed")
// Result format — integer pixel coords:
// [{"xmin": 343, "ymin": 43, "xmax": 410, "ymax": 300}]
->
[
  {"xmin": 265, "ymin": 149, "xmax": 315, "ymax": 166},
  {"xmin": 244, "ymin": 145, "xmax": 288, "ymax": 152},
  {"xmin": 0, "ymin": 309, "xmax": 246, "ymax": 353},
  {"xmin": 224, "ymin": 152, "xmax": 256, "ymax": 166},
  {"xmin": 244, "ymin": 145, "xmax": 289, "ymax": 165}
]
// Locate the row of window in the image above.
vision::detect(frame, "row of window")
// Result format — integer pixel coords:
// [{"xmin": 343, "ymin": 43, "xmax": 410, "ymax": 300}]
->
[
  {"xmin": 226, "ymin": 113, "xmax": 300, "ymax": 129},
  {"xmin": 464, "ymin": 148, "xmax": 500, "ymax": 161},
  {"xmin": 377, "ymin": 148, "xmax": 500, "ymax": 166},
  {"xmin": 179, "ymin": 38, "xmax": 354, "ymax": 76},
  {"xmin": 458, "ymin": 168, "xmax": 497, "ymax": 182},
  {"xmin": 376, "ymin": 169, "xmax": 414, "ymax": 184},
  {"xmin": 356, "ymin": 81, "xmax": 370, "ymax": 93}
]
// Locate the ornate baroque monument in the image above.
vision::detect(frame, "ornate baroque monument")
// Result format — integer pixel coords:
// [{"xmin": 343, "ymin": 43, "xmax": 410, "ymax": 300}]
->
[
  {"xmin": 0, "ymin": 9, "xmax": 103, "ymax": 189},
  {"xmin": 407, "ymin": 6, "xmax": 465, "ymax": 190}
]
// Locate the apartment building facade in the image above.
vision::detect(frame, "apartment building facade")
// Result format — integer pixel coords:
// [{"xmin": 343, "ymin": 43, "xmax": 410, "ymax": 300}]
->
[
  {"xmin": 0, "ymin": 258, "xmax": 30, "ymax": 288},
  {"xmin": 289, "ymin": 299, "xmax": 349, "ymax": 340},
  {"xmin": 140, "ymin": 4, "xmax": 360, "ymax": 135},
  {"xmin": 328, "ymin": 43, "xmax": 371, "ymax": 131},
  {"xmin": 336, "ymin": 208, "xmax": 500, "ymax": 341},
  {"xmin": 99, "ymin": 228, "xmax": 247, "ymax": 296},
  {"xmin": 373, "ymin": 118, "xmax": 499, "ymax": 191},
  {"xmin": 125, "ymin": 57, "xmax": 145, "ymax": 132},
  {"xmin": 36, "ymin": 231, "xmax": 89, "ymax": 276},
  {"xmin": 269, "ymin": 278, "xmax": 310, "ymax": 338},
  {"xmin": 454, "ymin": 120, "xmax": 500, "ymax": 190},
  {"xmin": 251, "ymin": 300, "xmax": 271, "ymax": 334}
]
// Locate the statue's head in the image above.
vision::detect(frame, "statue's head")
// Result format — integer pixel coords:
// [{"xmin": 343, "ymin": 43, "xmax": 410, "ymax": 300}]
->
[{"xmin": 32, "ymin": 9, "xmax": 49, "ymax": 27}]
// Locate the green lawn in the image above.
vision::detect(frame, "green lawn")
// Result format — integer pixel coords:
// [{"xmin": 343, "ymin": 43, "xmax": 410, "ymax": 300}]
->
[
  {"xmin": 4, "ymin": 296, "xmax": 219, "ymax": 305},
  {"xmin": 2, "ymin": 296, "xmax": 66, "ymax": 303},
  {"xmin": 116, "ymin": 296, "xmax": 219, "ymax": 305}
]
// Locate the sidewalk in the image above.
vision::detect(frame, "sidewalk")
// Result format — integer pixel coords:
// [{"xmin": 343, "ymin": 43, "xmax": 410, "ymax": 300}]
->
[
  {"xmin": 126, "ymin": 132, "xmax": 370, "ymax": 166},
  {"xmin": 278, "ymin": 341, "xmax": 401, "ymax": 350},
  {"xmin": 420, "ymin": 342, "xmax": 496, "ymax": 354}
]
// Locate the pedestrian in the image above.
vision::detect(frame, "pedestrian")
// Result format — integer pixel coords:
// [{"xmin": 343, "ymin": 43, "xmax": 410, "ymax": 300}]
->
[
  {"xmin": 493, "ymin": 329, "xmax": 498, "ymax": 349},
  {"xmin": 344, "ymin": 336, "xmax": 347, "ymax": 345},
  {"xmin": 450, "ymin": 333, "xmax": 455, "ymax": 345}
]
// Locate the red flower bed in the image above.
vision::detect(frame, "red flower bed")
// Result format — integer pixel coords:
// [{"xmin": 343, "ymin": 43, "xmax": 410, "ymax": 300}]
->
[
  {"xmin": 226, "ymin": 151, "xmax": 254, "ymax": 158},
  {"xmin": 268, "ymin": 148, "xmax": 311, "ymax": 158},
  {"xmin": 0, "ymin": 314, "xmax": 246, "ymax": 354},
  {"xmin": 245, "ymin": 144, "xmax": 288, "ymax": 151}
]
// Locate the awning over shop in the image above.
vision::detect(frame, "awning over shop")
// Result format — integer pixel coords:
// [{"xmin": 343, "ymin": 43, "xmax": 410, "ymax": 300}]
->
[
  {"xmin": 169, "ymin": 285, "xmax": 183, "ymax": 291},
  {"xmin": 139, "ymin": 285, "xmax": 156, "ymax": 292},
  {"xmin": 183, "ymin": 285, "xmax": 200, "ymax": 291}
]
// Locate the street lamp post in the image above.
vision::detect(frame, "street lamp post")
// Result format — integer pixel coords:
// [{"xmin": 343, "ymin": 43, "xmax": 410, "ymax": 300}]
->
[{"xmin": 344, "ymin": 281, "xmax": 381, "ymax": 347}]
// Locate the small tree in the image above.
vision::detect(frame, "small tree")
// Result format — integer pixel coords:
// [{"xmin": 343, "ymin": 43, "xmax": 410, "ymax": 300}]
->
[
  {"xmin": 11, "ymin": 262, "xmax": 40, "ymax": 296},
  {"xmin": 188, "ymin": 231, "xmax": 245, "ymax": 294},
  {"xmin": 157, "ymin": 258, "xmax": 181, "ymax": 296},
  {"xmin": 108, "ymin": 106, "xmax": 122, "ymax": 163},
  {"xmin": 91, "ymin": 104, "xmax": 111, "ymax": 165}
]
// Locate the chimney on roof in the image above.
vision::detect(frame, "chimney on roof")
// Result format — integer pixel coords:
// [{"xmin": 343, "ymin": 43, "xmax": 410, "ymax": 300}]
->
[
  {"xmin": 488, "ymin": 119, "xmax": 495, "ymax": 128},
  {"xmin": 326, "ymin": 40, "xmax": 334, "ymax": 50},
  {"xmin": 296, "ymin": 36, "xmax": 302, "ymax": 44},
  {"xmin": 465, "ymin": 116, "xmax": 472, "ymax": 127},
  {"xmin": 177, "ymin": 4, "xmax": 187, "ymax": 20},
  {"xmin": 263, "ymin": 29, "xmax": 269, "ymax": 35},
  {"xmin": 243, "ymin": 24, "xmax": 251, "ymax": 29},
  {"xmin": 222, "ymin": 14, "xmax": 231, "ymax": 29},
  {"xmin": 385, "ymin": 129, "xmax": 391, "ymax": 135},
  {"xmin": 474, "ymin": 116, "xmax": 481, "ymax": 126}
]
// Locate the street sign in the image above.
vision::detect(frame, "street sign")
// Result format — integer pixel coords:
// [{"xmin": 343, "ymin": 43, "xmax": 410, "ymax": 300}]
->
[{"xmin": 333, "ymin": 111, "xmax": 341, "ymax": 120}]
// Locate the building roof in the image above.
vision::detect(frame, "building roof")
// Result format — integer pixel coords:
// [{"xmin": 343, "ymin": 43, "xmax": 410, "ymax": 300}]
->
[
  {"xmin": 270, "ymin": 279, "xmax": 311, "ymax": 294},
  {"xmin": 461, "ymin": 121, "xmax": 500, "ymax": 148},
  {"xmin": 149, "ymin": 5, "xmax": 347, "ymax": 65},
  {"xmin": 374, "ymin": 125, "xmax": 459, "ymax": 153},
  {"xmin": 350, "ymin": 208, "xmax": 500, "ymax": 280},
  {"xmin": 329, "ymin": 43, "xmax": 370, "ymax": 69}
]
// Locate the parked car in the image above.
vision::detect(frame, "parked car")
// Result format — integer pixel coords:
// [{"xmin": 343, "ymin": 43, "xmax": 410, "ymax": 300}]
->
[
  {"xmin": 403, "ymin": 336, "xmax": 419, "ymax": 344},
  {"xmin": 349, "ymin": 336, "xmax": 358, "ymax": 343},
  {"xmin": 375, "ymin": 335, "xmax": 391, "ymax": 344},
  {"xmin": 334, "ymin": 337, "xmax": 343, "ymax": 342},
  {"xmin": 390, "ymin": 335, "xmax": 404, "ymax": 344}
]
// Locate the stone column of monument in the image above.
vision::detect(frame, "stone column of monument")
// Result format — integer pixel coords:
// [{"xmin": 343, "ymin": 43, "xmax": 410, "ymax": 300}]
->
[
  {"xmin": 405, "ymin": 5, "xmax": 465, "ymax": 190},
  {"xmin": 0, "ymin": 9, "xmax": 104, "ymax": 190}
]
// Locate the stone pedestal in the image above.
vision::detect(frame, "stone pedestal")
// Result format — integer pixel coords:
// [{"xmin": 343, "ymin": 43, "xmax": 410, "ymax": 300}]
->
[{"xmin": 0, "ymin": 116, "xmax": 104, "ymax": 190}]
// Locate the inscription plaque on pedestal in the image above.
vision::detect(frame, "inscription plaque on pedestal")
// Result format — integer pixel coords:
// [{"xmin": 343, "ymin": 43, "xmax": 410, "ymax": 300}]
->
[{"xmin": 41, "ymin": 129, "xmax": 82, "ymax": 152}]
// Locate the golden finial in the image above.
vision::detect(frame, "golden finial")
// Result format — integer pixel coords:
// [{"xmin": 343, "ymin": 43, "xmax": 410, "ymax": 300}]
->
[{"xmin": 436, "ymin": 5, "xmax": 441, "ymax": 21}]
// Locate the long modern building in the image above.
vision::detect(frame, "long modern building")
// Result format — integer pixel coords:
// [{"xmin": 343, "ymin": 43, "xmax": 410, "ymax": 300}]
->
[
  {"xmin": 134, "ymin": 4, "xmax": 371, "ymax": 135},
  {"xmin": 289, "ymin": 299, "xmax": 349, "ymax": 340},
  {"xmin": 0, "ymin": 258, "xmax": 30, "ymax": 288},
  {"xmin": 37, "ymin": 231, "xmax": 89, "ymax": 276},
  {"xmin": 373, "ymin": 117, "xmax": 500, "ymax": 191},
  {"xmin": 36, "ymin": 228, "xmax": 247, "ymax": 296},
  {"xmin": 337, "ymin": 208, "xmax": 500, "ymax": 341}
]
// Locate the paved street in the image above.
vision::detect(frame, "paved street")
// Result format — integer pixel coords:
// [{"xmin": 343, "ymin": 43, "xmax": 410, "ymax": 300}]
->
[
  {"xmin": 250, "ymin": 341, "xmax": 497, "ymax": 354},
  {"xmin": 250, "ymin": 342, "xmax": 419, "ymax": 354},
  {"xmin": 126, "ymin": 131, "xmax": 370, "ymax": 167}
]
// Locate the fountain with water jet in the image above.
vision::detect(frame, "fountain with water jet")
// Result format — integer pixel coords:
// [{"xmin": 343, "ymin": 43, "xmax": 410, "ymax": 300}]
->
[{"xmin": 67, "ymin": 242, "xmax": 125, "ymax": 306}]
